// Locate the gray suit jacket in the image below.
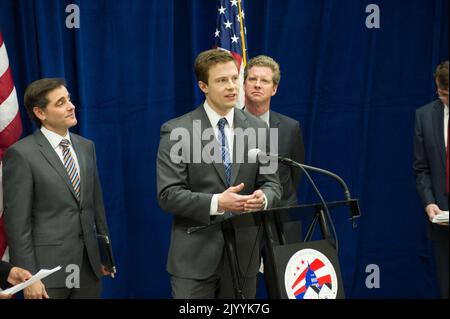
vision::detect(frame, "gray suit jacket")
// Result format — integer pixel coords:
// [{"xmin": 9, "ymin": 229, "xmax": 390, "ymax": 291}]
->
[
  {"xmin": 157, "ymin": 105, "xmax": 281, "ymax": 280},
  {"xmin": 3, "ymin": 130, "xmax": 110, "ymax": 288},
  {"xmin": 270, "ymin": 111, "xmax": 305, "ymax": 206},
  {"xmin": 414, "ymin": 99, "xmax": 449, "ymax": 238}
]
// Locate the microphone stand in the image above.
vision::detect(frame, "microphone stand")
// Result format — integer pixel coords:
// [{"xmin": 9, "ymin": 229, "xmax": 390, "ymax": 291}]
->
[
  {"xmin": 276, "ymin": 156, "xmax": 359, "ymax": 228},
  {"xmin": 287, "ymin": 161, "xmax": 339, "ymax": 252},
  {"xmin": 273, "ymin": 156, "xmax": 360, "ymax": 254}
]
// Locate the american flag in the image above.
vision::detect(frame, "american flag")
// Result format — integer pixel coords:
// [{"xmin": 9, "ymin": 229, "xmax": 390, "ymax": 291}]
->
[
  {"xmin": 0, "ymin": 32, "xmax": 22, "ymax": 262},
  {"xmin": 214, "ymin": 0, "xmax": 248, "ymax": 108}
]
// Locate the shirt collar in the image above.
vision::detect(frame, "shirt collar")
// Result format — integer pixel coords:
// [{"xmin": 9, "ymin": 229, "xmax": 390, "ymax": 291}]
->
[
  {"xmin": 259, "ymin": 110, "xmax": 270, "ymax": 127},
  {"xmin": 243, "ymin": 106, "xmax": 270, "ymax": 127},
  {"xmin": 203, "ymin": 101, "xmax": 234, "ymax": 128},
  {"xmin": 40, "ymin": 126, "xmax": 71, "ymax": 150}
]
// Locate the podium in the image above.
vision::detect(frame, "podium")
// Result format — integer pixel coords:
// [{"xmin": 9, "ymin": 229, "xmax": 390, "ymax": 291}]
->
[{"xmin": 197, "ymin": 199, "xmax": 360, "ymax": 299}]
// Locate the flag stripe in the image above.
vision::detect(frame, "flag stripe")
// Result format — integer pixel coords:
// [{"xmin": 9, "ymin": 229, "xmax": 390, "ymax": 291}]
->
[
  {"xmin": 230, "ymin": 52, "xmax": 242, "ymax": 69},
  {"xmin": 0, "ymin": 66, "xmax": 14, "ymax": 105},
  {"xmin": 0, "ymin": 41, "xmax": 9, "ymax": 77},
  {"xmin": 0, "ymin": 32, "xmax": 22, "ymax": 262},
  {"xmin": 0, "ymin": 87, "xmax": 19, "ymax": 132},
  {"xmin": 0, "ymin": 112, "xmax": 22, "ymax": 154}
]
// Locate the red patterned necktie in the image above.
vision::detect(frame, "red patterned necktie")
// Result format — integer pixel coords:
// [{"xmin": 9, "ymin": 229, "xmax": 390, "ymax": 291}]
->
[{"xmin": 60, "ymin": 139, "xmax": 81, "ymax": 200}]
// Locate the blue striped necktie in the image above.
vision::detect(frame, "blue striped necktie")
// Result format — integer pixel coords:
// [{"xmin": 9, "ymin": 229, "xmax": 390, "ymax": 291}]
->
[
  {"xmin": 60, "ymin": 139, "xmax": 81, "ymax": 200},
  {"xmin": 217, "ymin": 118, "xmax": 232, "ymax": 186}
]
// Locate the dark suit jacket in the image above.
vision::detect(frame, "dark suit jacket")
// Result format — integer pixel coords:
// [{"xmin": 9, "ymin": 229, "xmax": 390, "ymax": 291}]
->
[
  {"xmin": 3, "ymin": 130, "xmax": 110, "ymax": 288},
  {"xmin": 414, "ymin": 99, "xmax": 449, "ymax": 238},
  {"xmin": 0, "ymin": 260, "xmax": 12, "ymax": 289},
  {"xmin": 157, "ymin": 105, "xmax": 281, "ymax": 280},
  {"xmin": 270, "ymin": 111, "xmax": 305, "ymax": 206}
]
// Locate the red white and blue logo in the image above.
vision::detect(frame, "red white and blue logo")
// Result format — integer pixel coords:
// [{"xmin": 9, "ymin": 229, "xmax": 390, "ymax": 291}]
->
[{"xmin": 284, "ymin": 249, "xmax": 338, "ymax": 299}]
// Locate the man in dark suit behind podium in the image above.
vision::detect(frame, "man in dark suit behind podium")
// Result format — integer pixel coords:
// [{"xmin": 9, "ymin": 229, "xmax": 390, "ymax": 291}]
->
[
  {"xmin": 157, "ymin": 49, "xmax": 281, "ymax": 298},
  {"xmin": 3, "ymin": 78, "xmax": 112, "ymax": 299},
  {"xmin": 243, "ymin": 55, "xmax": 305, "ymax": 295},
  {"xmin": 244, "ymin": 55, "xmax": 305, "ymax": 238},
  {"xmin": 414, "ymin": 61, "xmax": 449, "ymax": 298}
]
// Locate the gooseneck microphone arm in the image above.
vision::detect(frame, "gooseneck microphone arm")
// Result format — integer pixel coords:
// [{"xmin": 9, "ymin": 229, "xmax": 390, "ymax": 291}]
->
[
  {"xmin": 249, "ymin": 148, "xmax": 363, "ymax": 253},
  {"xmin": 295, "ymin": 163, "xmax": 338, "ymax": 251},
  {"xmin": 248, "ymin": 149, "xmax": 360, "ymax": 224},
  {"xmin": 277, "ymin": 157, "xmax": 352, "ymax": 201}
]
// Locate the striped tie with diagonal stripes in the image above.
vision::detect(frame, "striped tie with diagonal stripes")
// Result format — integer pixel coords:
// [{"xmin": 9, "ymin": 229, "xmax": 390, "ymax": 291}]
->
[
  {"xmin": 60, "ymin": 139, "xmax": 80, "ymax": 200},
  {"xmin": 217, "ymin": 118, "xmax": 232, "ymax": 186},
  {"xmin": 217, "ymin": 118, "xmax": 234, "ymax": 219}
]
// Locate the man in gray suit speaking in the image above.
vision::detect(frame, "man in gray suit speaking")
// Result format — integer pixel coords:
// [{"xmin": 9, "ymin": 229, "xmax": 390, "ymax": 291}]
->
[
  {"xmin": 157, "ymin": 49, "xmax": 281, "ymax": 298},
  {"xmin": 3, "ymin": 78, "xmax": 112, "ymax": 299}
]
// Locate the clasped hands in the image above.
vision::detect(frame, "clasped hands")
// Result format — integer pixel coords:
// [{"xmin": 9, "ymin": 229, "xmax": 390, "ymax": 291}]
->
[{"xmin": 218, "ymin": 183, "xmax": 265, "ymax": 213}]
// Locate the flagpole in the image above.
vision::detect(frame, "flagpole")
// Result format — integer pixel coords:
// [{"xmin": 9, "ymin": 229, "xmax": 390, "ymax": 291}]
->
[{"xmin": 237, "ymin": 0, "xmax": 247, "ymax": 66}]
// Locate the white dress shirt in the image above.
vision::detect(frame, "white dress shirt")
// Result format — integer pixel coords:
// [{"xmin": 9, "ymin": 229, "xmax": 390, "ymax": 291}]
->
[
  {"xmin": 203, "ymin": 101, "xmax": 234, "ymax": 160},
  {"xmin": 40, "ymin": 126, "xmax": 81, "ymax": 184},
  {"xmin": 203, "ymin": 102, "xmax": 267, "ymax": 215}
]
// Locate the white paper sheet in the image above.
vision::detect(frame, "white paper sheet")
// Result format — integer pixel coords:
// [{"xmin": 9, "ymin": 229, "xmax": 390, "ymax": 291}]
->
[
  {"xmin": 0, "ymin": 266, "xmax": 61, "ymax": 295},
  {"xmin": 432, "ymin": 210, "xmax": 449, "ymax": 223}
]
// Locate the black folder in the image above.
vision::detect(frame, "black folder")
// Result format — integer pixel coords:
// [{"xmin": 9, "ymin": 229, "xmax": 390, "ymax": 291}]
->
[{"xmin": 97, "ymin": 234, "xmax": 117, "ymax": 276}]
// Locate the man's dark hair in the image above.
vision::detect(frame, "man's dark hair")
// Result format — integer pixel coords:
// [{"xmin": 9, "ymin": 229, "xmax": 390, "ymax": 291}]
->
[
  {"xmin": 24, "ymin": 78, "xmax": 66, "ymax": 127},
  {"xmin": 194, "ymin": 49, "xmax": 236, "ymax": 84}
]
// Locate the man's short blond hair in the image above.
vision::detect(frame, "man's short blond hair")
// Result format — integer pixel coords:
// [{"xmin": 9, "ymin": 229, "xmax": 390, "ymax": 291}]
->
[
  {"xmin": 194, "ymin": 49, "xmax": 236, "ymax": 84},
  {"xmin": 244, "ymin": 55, "xmax": 281, "ymax": 86}
]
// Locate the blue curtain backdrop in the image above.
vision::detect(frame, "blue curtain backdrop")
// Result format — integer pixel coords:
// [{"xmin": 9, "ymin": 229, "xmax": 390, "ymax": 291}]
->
[{"xmin": 0, "ymin": 0, "xmax": 448, "ymax": 298}]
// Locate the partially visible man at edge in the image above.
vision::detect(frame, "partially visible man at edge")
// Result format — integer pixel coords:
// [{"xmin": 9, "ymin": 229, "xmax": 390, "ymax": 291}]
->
[{"xmin": 414, "ymin": 61, "xmax": 449, "ymax": 299}]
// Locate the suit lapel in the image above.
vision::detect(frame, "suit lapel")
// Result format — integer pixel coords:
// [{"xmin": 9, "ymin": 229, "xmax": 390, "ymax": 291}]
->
[
  {"xmin": 70, "ymin": 134, "xmax": 86, "ymax": 205},
  {"xmin": 192, "ymin": 106, "xmax": 228, "ymax": 187},
  {"xmin": 269, "ymin": 111, "xmax": 280, "ymax": 129},
  {"xmin": 432, "ymin": 101, "xmax": 446, "ymax": 168},
  {"xmin": 34, "ymin": 130, "xmax": 80, "ymax": 203}
]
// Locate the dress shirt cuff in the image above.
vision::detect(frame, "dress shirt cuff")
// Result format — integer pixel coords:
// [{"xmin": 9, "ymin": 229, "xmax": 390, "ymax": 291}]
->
[
  {"xmin": 210, "ymin": 194, "xmax": 224, "ymax": 215},
  {"xmin": 263, "ymin": 194, "xmax": 268, "ymax": 210}
]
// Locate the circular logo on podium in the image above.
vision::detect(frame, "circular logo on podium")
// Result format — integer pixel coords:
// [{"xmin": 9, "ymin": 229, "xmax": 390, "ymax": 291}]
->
[{"xmin": 284, "ymin": 249, "xmax": 338, "ymax": 299}]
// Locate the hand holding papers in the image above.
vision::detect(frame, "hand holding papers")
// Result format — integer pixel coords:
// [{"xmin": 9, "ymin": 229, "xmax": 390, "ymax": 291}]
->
[
  {"xmin": 0, "ymin": 266, "xmax": 61, "ymax": 296},
  {"xmin": 432, "ymin": 210, "xmax": 449, "ymax": 224}
]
